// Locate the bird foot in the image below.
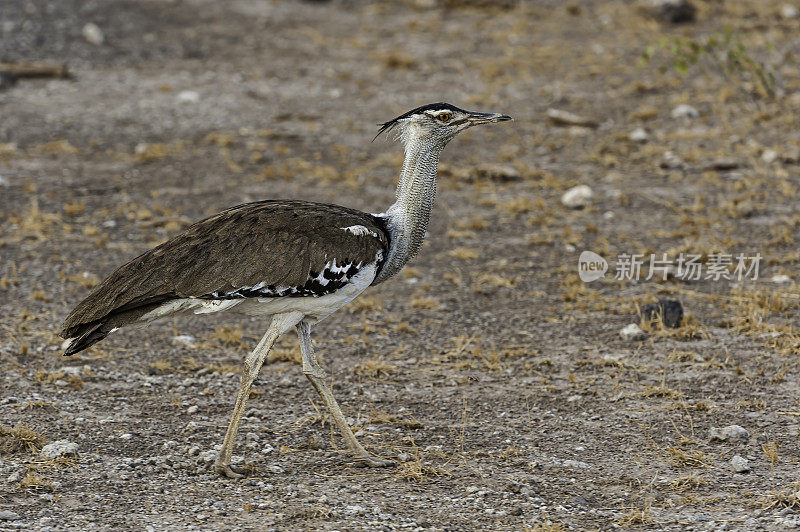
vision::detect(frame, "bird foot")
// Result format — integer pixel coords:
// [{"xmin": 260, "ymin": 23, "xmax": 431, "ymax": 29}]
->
[
  {"xmin": 214, "ymin": 462, "xmax": 246, "ymax": 479},
  {"xmin": 353, "ymin": 456, "xmax": 395, "ymax": 468}
]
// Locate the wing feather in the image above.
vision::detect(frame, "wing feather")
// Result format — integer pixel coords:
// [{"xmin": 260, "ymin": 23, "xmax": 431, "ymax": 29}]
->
[{"xmin": 60, "ymin": 200, "xmax": 389, "ymax": 338}]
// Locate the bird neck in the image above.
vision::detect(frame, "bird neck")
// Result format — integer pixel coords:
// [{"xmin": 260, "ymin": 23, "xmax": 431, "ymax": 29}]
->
[{"xmin": 374, "ymin": 135, "xmax": 444, "ymax": 283}]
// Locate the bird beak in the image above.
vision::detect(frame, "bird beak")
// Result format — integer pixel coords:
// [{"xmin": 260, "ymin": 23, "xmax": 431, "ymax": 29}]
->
[{"xmin": 466, "ymin": 111, "xmax": 513, "ymax": 125}]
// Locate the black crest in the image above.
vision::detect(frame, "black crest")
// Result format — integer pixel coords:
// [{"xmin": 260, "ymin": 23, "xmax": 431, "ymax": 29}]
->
[{"xmin": 373, "ymin": 102, "xmax": 466, "ymax": 141}]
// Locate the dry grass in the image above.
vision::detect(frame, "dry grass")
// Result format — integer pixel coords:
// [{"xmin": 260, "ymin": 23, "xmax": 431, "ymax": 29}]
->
[
  {"xmin": 759, "ymin": 482, "xmax": 800, "ymax": 510},
  {"xmin": 446, "ymin": 247, "xmax": 481, "ymax": 260},
  {"xmin": 18, "ymin": 471, "xmax": 56, "ymax": 492},
  {"xmin": 354, "ymin": 360, "xmax": 394, "ymax": 377},
  {"xmin": 348, "ymin": 295, "xmax": 384, "ymax": 313},
  {"xmin": 368, "ymin": 410, "xmax": 423, "ymax": 429},
  {"xmin": 524, "ymin": 523, "xmax": 566, "ymax": 532},
  {"xmin": 614, "ymin": 503, "xmax": 656, "ymax": 526},
  {"xmin": 0, "ymin": 424, "xmax": 47, "ymax": 455},
  {"xmin": 472, "ymin": 272, "xmax": 519, "ymax": 294},
  {"xmin": 394, "ymin": 451, "xmax": 450, "ymax": 483},
  {"xmin": 209, "ymin": 325, "xmax": 249, "ymax": 350},
  {"xmin": 667, "ymin": 473, "xmax": 710, "ymax": 493}
]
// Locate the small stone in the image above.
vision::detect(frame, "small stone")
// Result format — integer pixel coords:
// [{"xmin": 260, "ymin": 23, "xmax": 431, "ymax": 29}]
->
[
  {"xmin": 671, "ymin": 104, "xmax": 699, "ymax": 119},
  {"xmin": 735, "ymin": 200, "xmax": 755, "ymax": 217},
  {"xmin": 7, "ymin": 471, "xmax": 21, "ymax": 482},
  {"xmin": 561, "ymin": 185, "xmax": 594, "ymax": 208},
  {"xmin": 0, "ymin": 73, "xmax": 16, "ymax": 92},
  {"xmin": 172, "ymin": 335, "xmax": 196, "ymax": 348},
  {"xmin": 0, "ymin": 510, "xmax": 20, "ymax": 520},
  {"xmin": 397, "ymin": 452, "xmax": 411, "ymax": 462},
  {"xmin": 730, "ymin": 455, "xmax": 751, "ymax": 473},
  {"xmin": 781, "ymin": 4, "xmax": 799, "ymax": 19},
  {"xmin": 177, "ymin": 90, "xmax": 200, "ymax": 104},
  {"xmin": 82, "ymin": 23, "xmax": 105, "ymax": 45},
  {"xmin": 771, "ymin": 274, "xmax": 792, "ymax": 284},
  {"xmin": 761, "ymin": 149, "xmax": 779, "ymax": 164},
  {"xmin": 261, "ymin": 444, "xmax": 274, "ymax": 455},
  {"xmin": 743, "ymin": 517, "xmax": 759, "ymax": 527},
  {"xmin": 639, "ymin": 299, "xmax": 683, "ymax": 328},
  {"xmin": 784, "ymin": 146, "xmax": 800, "ymax": 164},
  {"xmin": 39, "ymin": 440, "xmax": 78, "ymax": 459},
  {"xmin": 710, "ymin": 425, "xmax": 750, "ymax": 443},
  {"xmin": 188, "ymin": 446, "xmax": 200, "ymax": 456},
  {"xmin": 546, "ymin": 108, "xmax": 599, "ymax": 128},
  {"xmin": 639, "ymin": 0, "xmax": 697, "ymax": 24},
  {"xmin": 660, "ymin": 151, "xmax": 685, "ymax": 169},
  {"xmin": 620, "ymin": 323, "xmax": 647, "ymax": 341},
  {"xmin": 704, "ymin": 158, "xmax": 741, "ymax": 171},
  {"xmin": 187, "ymin": 405, "xmax": 199, "ymax": 415},
  {"xmin": 470, "ymin": 163, "xmax": 521, "ymax": 182},
  {"xmin": 119, "ymin": 433, "xmax": 133, "ymax": 440},
  {"xmin": 629, "ymin": 128, "xmax": 649, "ymax": 143}
]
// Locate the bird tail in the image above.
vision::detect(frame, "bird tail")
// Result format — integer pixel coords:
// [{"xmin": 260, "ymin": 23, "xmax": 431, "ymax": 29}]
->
[{"xmin": 62, "ymin": 320, "xmax": 113, "ymax": 356}]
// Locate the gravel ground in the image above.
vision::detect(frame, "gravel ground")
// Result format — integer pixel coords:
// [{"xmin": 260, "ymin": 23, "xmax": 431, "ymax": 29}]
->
[{"xmin": 2, "ymin": 0, "xmax": 800, "ymax": 530}]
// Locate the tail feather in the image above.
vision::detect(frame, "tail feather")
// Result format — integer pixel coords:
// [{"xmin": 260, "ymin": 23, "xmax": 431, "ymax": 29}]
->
[{"xmin": 63, "ymin": 321, "xmax": 111, "ymax": 356}]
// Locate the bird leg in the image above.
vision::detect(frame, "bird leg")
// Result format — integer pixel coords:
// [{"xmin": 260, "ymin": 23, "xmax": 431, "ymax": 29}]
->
[
  {"xmin": 214, "ymin": 311, "xmax": 303, "ymax": 479},
  {"xmin": 297, "ymin": 321, "xmax": 393, "ymax": 468}
]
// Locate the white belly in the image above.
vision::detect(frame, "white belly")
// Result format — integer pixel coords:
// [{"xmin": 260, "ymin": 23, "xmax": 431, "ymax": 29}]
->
[{"xmin": 139, "ymin": 263, "xmax": 377, "ymax": 325}]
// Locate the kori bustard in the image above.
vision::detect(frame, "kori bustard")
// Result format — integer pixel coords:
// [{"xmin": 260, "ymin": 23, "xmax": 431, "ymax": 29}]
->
[{"xmin": 60, "ymin": 103, "xmax": 511, "ymax": 478}]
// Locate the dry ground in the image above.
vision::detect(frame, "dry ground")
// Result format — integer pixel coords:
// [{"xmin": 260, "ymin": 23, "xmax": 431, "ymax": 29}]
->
[{"xmin": 2, "ymin": 0, "xmax": 800, "ymax": 530}]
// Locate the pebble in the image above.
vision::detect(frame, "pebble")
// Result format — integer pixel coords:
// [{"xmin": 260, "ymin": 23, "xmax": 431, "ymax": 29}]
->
[
  {"xmin": 781, "ymin": 4, "xmax": 799, "ymax": 19},
  {"xmin": 671, "ymin": 104, "xmax": 699, "ymax": 119},
  {"xmin": 82, "ymin": 23, "xmax": 105, "ymax": 45},
  {"xmin": 119, "ymin": 433, "xmax": 133, "ymax": 440},
  {"xmin": 187, "ymin": 405, "xmax": 199, "ymax": 414},
  {"xmin": 730, "ymin": 455, "xmax": 751, "ymax": 473},
  {"xmin": 704, "ymin": 158, "xmax": 741, "ymax": 171},
  {"xmin": 7, "ymin": 471, "xmax": 20, "ymax": 482},
  {"xmin": 261, "ymin": 444, "xmax": 274, "ymax": 454},
  {"xmin": 639, "ymin": 0, "xmax": 697, "ymax": 23},
  {"xmin": 39, "ymin": 440, "xmax": 78, "ymax": 459},
  {"xmin": 629, "ymin": 128, "xmax": 649, "ymax": 143},
  {"xmin": 784, "ymin": 146, "xmax": 800, "ymax": 164},
  {"xmin": 761, "ymin": 149, "xmax": 779, "ymax": 164},
  {"xmin": 172, "ymin": 335, "xmax": 197, "ymax": 347},
  {"xmin": 0, "ymin": 73, "xmax": 16, "ymax": 92},
  {"xmin": 709, "ymin": 425, "xmax": 750, "ymax": 444},
  {"xmin": 660, "ymin": 151, "xmax": 685, "ymax": 169},
  {"xmin": 0, "ymin": 510, "xmax": 20, "ymax": 520},
  {"xmin": 177, "ymin": 90, "xmax": 200, "ymax": 104},
  {"xmin": 639, "ymin": 299, "xmax": 683, "ymax": 328},
  {"xmin": 620, "ymin": 323, "xmax": 647, "ymax": 341},
  {"xmin": 771, "ymin": 274, "xmax": 792, "ymax": 284},
  {"xmin": 470, "ymin": 163, "xmax": 521, "ymax": 182},
  {"xmin": 397, "ymin": 452, "xmax": 411, "ymax": 462},
  {"xmin": 0, "ymin": 176, "xmax": 8, "ymax": 187},
  {"xmin": 546, "ymin": 109, "xmax": 599, "ymax": 128},
  {"xmin": 188, "ymin": 446, "xmax": 200, "ymax": 456},
  {"xmin": 561, "ymin": 185, "xmax": 594, "ymax": 208}
]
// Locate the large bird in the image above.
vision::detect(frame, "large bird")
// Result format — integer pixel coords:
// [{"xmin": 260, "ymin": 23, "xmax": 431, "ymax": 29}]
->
[{"xmin": 60, "ymin": 103, "xmax": 511, "ymax": 478}]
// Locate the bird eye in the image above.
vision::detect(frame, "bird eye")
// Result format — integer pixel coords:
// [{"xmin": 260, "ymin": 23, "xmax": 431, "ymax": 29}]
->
[{"xmin": 437, "ymin": 113, "xmax": 452, "ymax": 122}]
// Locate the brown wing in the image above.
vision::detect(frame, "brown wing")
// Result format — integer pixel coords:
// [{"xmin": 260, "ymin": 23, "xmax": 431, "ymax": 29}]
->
[{"xmin": 60, "ymin": 200, "xmax": 388, "ymax": 338}]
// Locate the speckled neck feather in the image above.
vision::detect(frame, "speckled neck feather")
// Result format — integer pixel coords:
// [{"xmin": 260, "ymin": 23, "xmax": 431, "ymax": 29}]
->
[{"xmin": 374, "ymin": 124, "xmax": 447, "ymax": 283}]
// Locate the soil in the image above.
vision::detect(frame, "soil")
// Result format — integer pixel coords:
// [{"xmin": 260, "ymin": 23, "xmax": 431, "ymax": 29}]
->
[{"xmin": 2, "ymin": 1, "xmax": 800, "ymax": 530}]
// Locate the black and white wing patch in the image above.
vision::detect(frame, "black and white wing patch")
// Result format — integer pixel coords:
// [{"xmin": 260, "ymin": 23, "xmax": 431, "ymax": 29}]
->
[{"xmin": 200, "ymin": 254, "xmax": 382, "ymax": 300}]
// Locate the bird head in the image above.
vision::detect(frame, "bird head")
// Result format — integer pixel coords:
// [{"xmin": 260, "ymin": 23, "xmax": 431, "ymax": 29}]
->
[{"xmin": 374, "ymin": 102, "xmax": 512, "ymax": 145}]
